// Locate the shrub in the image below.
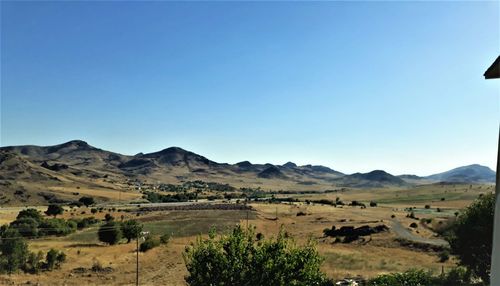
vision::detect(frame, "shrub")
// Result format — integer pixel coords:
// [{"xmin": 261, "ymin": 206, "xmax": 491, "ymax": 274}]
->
[
  {"xmin": 424, "ymin": 205, "xmax": 431, "ymax": 209},
  {"xmin": 438, "ymin": 250, "xmax": 450, "ymax": 262},
  {"xmin": 45, "ymin": 249, "xmax": 66, "ymax": 270},
  {"xmin": 91, "ymin": 208, "xmax": 98, "ymax": 214},
  {"xmin": 183, "ymin": 225, "xmax": 331, "ymax": 286},
  {"xmin": 98, "ymin": 221, "xmax": 122, "ymax": 245},
  {"xmin": 370, "ymin": 201, "xmax": 378, "ymax": 207},
  {"xmin": 407, "ymin": 211, "xmax": 417, "ymax": 219},
  {"xmin": 91, "ymin": 259, "xmax": 104, "ymax": 272},
  {"xmin": 25, "ymin": 251, "xmax": 44, "ymax": 274},
  {"xmin": 104, "ymin": 213, "xmax": 114, "ymax": 222},
  {"xmin": 409, "ymin": 222, "xmax": 418, "ymax": 228},
  {"xmin": 139, "ymin": 236, "xmax": 160, "ymax": 252},
  {"xmin": 74, "ymin": 217, "xmax": 99, "ymax": 229},
  {"xmin": 368, "ymin": 269, "xmax": 434, "ymax": 286},
  {"xmin": 39, "ymin": 218, "xmax": 76, "ymax": 236},
  {"xmin": 440, "ymin": 266, "xmax": 471, "ymax": 286},
  {"xmin": 160, "ymin": 234, "xmax": 170, "ymax": 244}
]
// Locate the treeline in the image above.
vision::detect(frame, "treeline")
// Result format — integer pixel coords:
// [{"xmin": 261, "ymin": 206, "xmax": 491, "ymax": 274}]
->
[
  {"xmin": 8, "ymin": 207, "xmax": 98, "ymax": 239},
  {"xmin": 143, "ymin": 191, "xmax": 199, "ymax": 203},
  {"xmin": 0, "ymin": 225, "xmax": 66, "ymax": 274},
  {"xmin": 156, "ymin": 180, "xmax": 236, "ymax": 193},
  {"xmin": 96, "ymin": 216, "xmax": 169, "ymax": 252}
]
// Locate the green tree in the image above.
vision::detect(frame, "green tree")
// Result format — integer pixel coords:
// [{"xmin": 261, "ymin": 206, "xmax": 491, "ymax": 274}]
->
[
  {"xmin": 79, "ymin": 196, "xmax": 95, "ymax": 207},
  {"xmin": 121, "ymin": 220, "xmax": 143, "ymax": 243},
  {"xmin": 45, "ymin": 249, "xmax": 66, "ymax": 270},
  {"xmin": 98, "ymin": 221, "xmax": 122, "ymax": 245},
  {"xmin": 45, "ymin": 204, "xmax": 64, "ymax": 218},
  {"xmin": 447, "ymin": 193, "xmax": 494, "ymax": 284},
  {"xmin": 10, "ymin": 217, "xmax": 40, "ymax": 238},
  {"xmin": 0, "ymin": 227, "xmax": 29, "ymax": 274},
  {"xmin": 184, "ymin": 225, "xmax": 331, "ymax": 286},
  {"xmin": 16, "ymin": 208, "xmax": 43, "ymax": 222}
]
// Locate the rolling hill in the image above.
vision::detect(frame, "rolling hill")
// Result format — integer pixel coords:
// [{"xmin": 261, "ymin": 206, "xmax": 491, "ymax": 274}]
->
[
  {"xmin": 425, "ymin": 164, "xmax": 495, "ymax": 183},
  {"xmin": 0, "ymin": 140, "xmax": 495, "ymax": 205},
  {"xmin": 333, "ymin": 170, "xmax": 409, "ymax": 188}
]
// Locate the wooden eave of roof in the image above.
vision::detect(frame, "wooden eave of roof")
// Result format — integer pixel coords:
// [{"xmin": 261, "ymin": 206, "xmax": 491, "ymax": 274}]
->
[{"xmin": 485, "ymin": 55, "xmax": 500, "ymax": 79}]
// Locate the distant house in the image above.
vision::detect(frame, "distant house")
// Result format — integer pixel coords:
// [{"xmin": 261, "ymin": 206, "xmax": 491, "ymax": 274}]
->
[{"xmin": 485, "ymin": 55, "xmax": 499, "ymax": 286}]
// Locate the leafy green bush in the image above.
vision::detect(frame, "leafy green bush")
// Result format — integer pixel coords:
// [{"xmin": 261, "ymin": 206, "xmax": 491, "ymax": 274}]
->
[
  {"xmin": 25, "ymin": 251, "xmax": 44, "ymax": 274},
  {"xmin": 39, "ymin": 218, "xmax": 76, "ymax": 236},
  {"xmin": 368, "ymin": 269, "xmax": 434, "ymax": 286},
  {"xmin": 45, "ymin": 248, "xmax": 66, "ymax": 270},
  {"xmin": 160, "ymin": 234, "xmax": 170, "ymax": 244},
  {"xmin": 368, "ymin": 268, "xmax": 475, "ymax": 286},
  {"xmin": 140, "ymin": 235, "xmax": 160, "ymax": 252},
  {"xmin": 439, "ymin": 267, "xmax": 471, "ymax": 286},
  {"xmin": 73, "ymin": 216, "xmax": 99, "ymax": 229},
  {"xmin": 183, "ymin": 225, "xmax": 332, "ymax": 286}
]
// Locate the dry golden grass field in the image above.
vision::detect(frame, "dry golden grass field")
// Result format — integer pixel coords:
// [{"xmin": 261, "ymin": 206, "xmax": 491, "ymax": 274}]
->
[{"xmin": 0, "ymin": 183, "xmax": 494, "ymax": 285}]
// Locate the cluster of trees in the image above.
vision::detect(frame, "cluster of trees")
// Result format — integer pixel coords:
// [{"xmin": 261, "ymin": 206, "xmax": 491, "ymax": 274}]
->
[
  {"xmin": 156, "ymin": 181, "xmax": 236, "ymax": 193},
  {"xmin": 0, "ymin": 226, "xmax": 66, "ymax": 274},
  {"xmin": 97, "ymin": 218, "xmax": 168, "ymax": 252},
  {"xmin": 143, "ymin": 191, "xmax": 198, "ymax": 203},
  {"xmin": 8, "ymin": 207, "xmax": 98, "ymax": 239}
]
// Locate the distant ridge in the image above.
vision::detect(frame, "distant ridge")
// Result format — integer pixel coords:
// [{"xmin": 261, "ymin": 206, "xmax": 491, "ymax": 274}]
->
[
  {"xmin": 334, "ymin": 170, "xmax": 408, "ymax": 188},
  {"xmin": 425, "ymin": 164, "xmax": 495, "ymax": 183},
  {"xmin": 0, "ymin": 140, "xmax": 495, "ymax": 205}
]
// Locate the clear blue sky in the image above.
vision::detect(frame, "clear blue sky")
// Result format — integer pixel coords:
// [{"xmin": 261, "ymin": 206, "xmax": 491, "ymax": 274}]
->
[{"xmin": 1, "ymin": 1, "xmax": 498, "ymax": 175}]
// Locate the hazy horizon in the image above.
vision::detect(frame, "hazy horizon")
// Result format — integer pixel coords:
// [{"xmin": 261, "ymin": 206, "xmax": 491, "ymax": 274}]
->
[{"xmin": 1, "ymin": 1, "xmax": 498, "ymax": 175}]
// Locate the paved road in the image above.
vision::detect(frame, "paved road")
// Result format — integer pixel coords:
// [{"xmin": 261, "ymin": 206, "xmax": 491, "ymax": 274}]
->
[{"xmin": 390, "ymin": 219, "xmax": 449, "ymax": 247}]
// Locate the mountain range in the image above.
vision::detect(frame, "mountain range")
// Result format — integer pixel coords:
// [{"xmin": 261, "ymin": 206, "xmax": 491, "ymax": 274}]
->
[{"xmin": 0, "ymin": 140, "xmax": 495, "ymax": 205}]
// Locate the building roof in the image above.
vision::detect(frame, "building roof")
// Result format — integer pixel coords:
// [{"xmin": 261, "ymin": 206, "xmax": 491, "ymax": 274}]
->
[{"xmin": 484, "ymin": 55, "xmax": 500, "ymax": 79}]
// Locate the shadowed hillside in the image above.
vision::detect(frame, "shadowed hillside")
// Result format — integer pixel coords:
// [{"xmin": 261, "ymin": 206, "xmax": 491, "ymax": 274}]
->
[{"xmin": 0, "ymin": 140, "xmax": 494, "ymax": 205}]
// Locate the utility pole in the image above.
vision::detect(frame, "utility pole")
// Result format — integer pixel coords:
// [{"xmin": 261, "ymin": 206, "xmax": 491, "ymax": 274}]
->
[{"xmin": 136, "ymin": 231, "xmax": 139, "ymax": 286}]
